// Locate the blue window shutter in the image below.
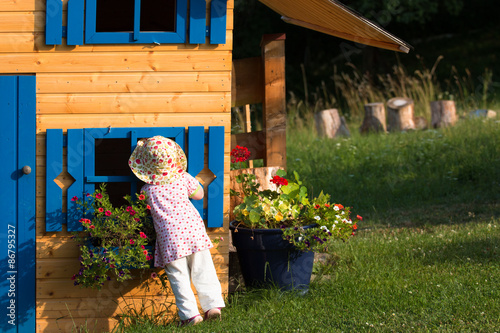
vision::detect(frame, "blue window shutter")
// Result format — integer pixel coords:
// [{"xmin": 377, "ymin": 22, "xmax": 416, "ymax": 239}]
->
[
  {"xmin": 84, "ymin": 129, "xmax": 96, "ymax": 198},
  {"xmin": 189, "ymin": 0, "xmax": 207, "ymax": 44},
  {"xmin": 67, "ymin": 0, "xmax": 84, "ymax": 45},
  {"xmin": 45, "ymin": 129, "xmax": 64, "ymax": 231},
  {"xmin": 207, "ymin": 126, "xmax": 224, "ymax": 227},
  {"xmin": 187, "ymin": 127, "xmax": 205, "ymax": 218},
  {"xmin": 210, "ymin": 0, "xmax": 227, "ymax": 44},
  {"xmin": 45, "ymin": 0, "xmax": 63, "ymax": 45},
  {"xmin": 67, "ymin": 129, "xmax": 85, "ymax": 231}
]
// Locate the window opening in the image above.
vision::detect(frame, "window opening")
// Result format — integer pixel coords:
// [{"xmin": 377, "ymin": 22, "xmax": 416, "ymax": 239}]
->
[{"xmin": 95, "ymin": 0, "xmax": 176, "ymax": 33}]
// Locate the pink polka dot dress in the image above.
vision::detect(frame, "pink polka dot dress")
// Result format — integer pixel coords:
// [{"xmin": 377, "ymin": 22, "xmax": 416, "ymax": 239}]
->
[{"xmin": 142, "ymin": 172, "xmax": 213, "ymax": 267}]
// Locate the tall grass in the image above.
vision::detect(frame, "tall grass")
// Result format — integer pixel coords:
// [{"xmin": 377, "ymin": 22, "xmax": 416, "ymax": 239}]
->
[{"xmin": 286, "ymin": 57, "xmax": 496, "ymax": 124}]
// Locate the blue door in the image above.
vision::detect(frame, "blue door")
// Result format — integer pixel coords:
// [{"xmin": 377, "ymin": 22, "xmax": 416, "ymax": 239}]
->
[{"xmin": 0, "ymin": 76, "xmax": 36, "ymax": 332}]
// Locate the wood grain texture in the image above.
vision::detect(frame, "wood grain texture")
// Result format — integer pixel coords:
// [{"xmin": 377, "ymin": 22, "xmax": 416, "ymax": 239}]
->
[
  {"xmin": 36, "ymin": 72, "xmax": 231, "ymax": 93},
  {"xmin": 0, "ymin": 51, "xmax": 231, "ymax": 73},
  {"xmin": 37, "ymin": 92, "xmax": 231, "ymax": 114}
]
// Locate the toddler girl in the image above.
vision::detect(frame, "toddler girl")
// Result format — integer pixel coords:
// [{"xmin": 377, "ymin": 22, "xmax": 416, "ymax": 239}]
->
[{"xmin": 129, "ymin": 136, "xmax": 225, "ymax": 326}]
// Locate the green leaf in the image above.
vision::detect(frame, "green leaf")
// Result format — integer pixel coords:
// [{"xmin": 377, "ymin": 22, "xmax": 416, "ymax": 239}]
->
[{"xmin": 276, "ymin": 169, "xmax": 287, "ymax": 177}]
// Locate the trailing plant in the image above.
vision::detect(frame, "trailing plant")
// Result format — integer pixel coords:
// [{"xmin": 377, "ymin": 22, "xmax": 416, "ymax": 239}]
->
[{"xmin": 70, "ymin": 184, "xmax": 155, "ymax": 289}]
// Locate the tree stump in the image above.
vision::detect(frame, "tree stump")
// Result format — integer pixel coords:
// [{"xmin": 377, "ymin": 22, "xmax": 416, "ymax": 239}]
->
[
  {"xmin": 431, "ymin": 100, "xmax": 457, "ymax": 128},
  {"xmin": 360, "ymin": 102, "xmax": 386, "ymax": 133},
  {"xmin": 387, "ymin": 97, "xmax": 415, "ymax": 131},
  {"xmin": 314, "ymin": 109, "xmax": 350, "ymax": 138},
  {"xmin": 413, "ymin": 116, "xmax": 428, "ymax": 130}
]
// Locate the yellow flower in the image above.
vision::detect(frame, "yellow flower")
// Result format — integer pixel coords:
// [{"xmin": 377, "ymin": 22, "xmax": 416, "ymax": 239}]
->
[
  {"xmin": 242, "ymin": 209, "xmax": 249, "ymax": 216},
  {"xmin": 275, "ymin": 211, "xmax": 283, "ymax": 222},
  {"xmin": 263, "ymin": 203, "xmax": 271, "ymax": 213}
]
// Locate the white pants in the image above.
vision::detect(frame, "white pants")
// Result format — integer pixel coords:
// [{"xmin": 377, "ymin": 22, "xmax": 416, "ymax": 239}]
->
[{"xmin": 164, "ymin": 249, "xmax": 225, "ymax": 320}]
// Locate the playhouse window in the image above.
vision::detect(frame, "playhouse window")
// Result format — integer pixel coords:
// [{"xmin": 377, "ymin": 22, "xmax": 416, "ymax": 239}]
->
[
  {"xmin": 94, "ymin": 138, "xmax": 138, "ymax": 206},
  {"xmin": 86, "ymin": 0, "xmax": 186, "ymax": 44}
]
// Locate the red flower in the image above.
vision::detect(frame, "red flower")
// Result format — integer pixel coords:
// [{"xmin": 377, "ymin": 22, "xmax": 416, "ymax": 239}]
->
[
  {"xmin": 314, "ymin": 204, "xmax": 321, "ymax": 209},
  {"xmin": 325, "ymin": 204, "xmax": 330, "ymax": 208},
  {"xmin": 129, "ymin": 209, "xmax": 136, "ymax": 216},
  {"xmin": 140, "ymin": 232, "xmax": 147, "ymax": 239},
  {"xmin": 89, "ymin": 225, "xmax": 95, "ymax": 229},
  {"xmin": 98, "ymin": 207, "xmax": 104, "ymax": 213},
  {"xmin": 353, "ymin": 224, "xmax": 358, "ymax": 230},
  {"xmin": 357, "ymin": 215, "xmax": 363, "ymax": 221},
  {"xmin": 335, "ymin": 204, "xmax": 344, "ymax": 210},
  {"xmin": 95, "ymin": 193, "xmax": 103, "ymax": 199},
  {"xmin": 143, "ymin": 250, "xmax": 148, "ymax": 256},
  {"xmin": 71, "ymin": 196, "xmax": 78, "ymax": 202},
  {"xmin": 138, "ymin": 194, "xmax": 145, "ymax": 201},
  {"xmin": 105, "ymin": 211, "xmax": 111, "ymax": 216},
  {"xmin": 141, "ymin": 245, "xmax": 145, "ymax": 249},
  {"xmin": 151, "ymin": 272, "xmax": 158, "ymax": 278},
  {"xmin": 129, "ymin": 239, "xmax": 135, "ymax": 245},
  {"xmin": 146, "ymin": 205, "xmax": 151, "ymax": 210},
  {"xmin": 270, "ymin": 175, "xmax": 288, "ymax": 186},
  {"xmin": 230, "ymin": 145, "xmax": 251, "ymax": 163}
]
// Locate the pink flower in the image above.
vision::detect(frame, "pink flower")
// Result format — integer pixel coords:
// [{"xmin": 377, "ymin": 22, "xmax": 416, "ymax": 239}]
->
[
  {"xmin": 357, "ymin": 215, "xmax": 363, "ymax": 221},
  {"xmin": 151, "ymin": 272, "xmax": 158, "ymax": 279},
  {"xmin": 95, "ymin": 193, "xmax": 103, "ymax": 199},
  {"xmin": 141, "ymin": 245, "xmax": 145, "ymax": 249},
  {"xmin": 105, "ymin": 211, "xmax": 111, "ymax": 216},
  {"xmin": 129, "ymin": 210, "xmax": 136, "ymax": 216},
  {"xmin": 126, "ymin": 206, "xmax": 132, "ymax": 212},
  {"xmin": 138, "ymin": 194, "xmax": 145, "ymax": 201},
  {"xmin": 129, "ymin": 239, "xmax": 135, "ymax": 245},
  {"xmin": 98, "ymin": 207, "xmax": 104, "ymax": 212},
  {"xmin": 71, "ymin": 196, "xmax": 78, "ymax": 202},
  {"xmin": 140, "ymin": 232, "xmax": 147, "ymax": 239},
  {"xmin": 143, "ymin": 250, "xmax": 148, "ymax": 256},
  {"xmin": 89, "ymin": 225, "xmax": 95, "ymax": 229}
]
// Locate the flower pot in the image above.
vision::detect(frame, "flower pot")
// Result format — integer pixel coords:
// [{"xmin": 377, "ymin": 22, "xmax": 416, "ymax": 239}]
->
[{"xmin": 229, "ymin": 221, "xmax": 315, "ymax": 291}]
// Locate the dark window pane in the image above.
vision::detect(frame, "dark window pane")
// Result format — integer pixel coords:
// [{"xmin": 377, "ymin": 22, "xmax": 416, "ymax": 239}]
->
[
  {"xmin": 96, "ymin": 0, "xmax": 134, "ymax": 32},
  {"xmin": 140, "ymin": 0, "xmax": 176, "ymax": 32},
  {"xmin": 95, "ymin": 138, "xmax": 131, "ymax": 177}
]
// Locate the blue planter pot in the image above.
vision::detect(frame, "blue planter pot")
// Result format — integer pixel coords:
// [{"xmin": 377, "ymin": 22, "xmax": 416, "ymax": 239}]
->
[{"xmin": 230, "ymin": 221, "xmax": 315, "ymax": 291}]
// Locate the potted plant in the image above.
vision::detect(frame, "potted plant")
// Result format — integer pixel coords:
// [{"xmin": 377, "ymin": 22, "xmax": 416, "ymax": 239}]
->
[
  {"xmin": 230, "ymin": 146, "xmax": 361, "ymax": 291},
  {"xmin": 70, "ymin": 184, "xmax": 155, "ymax": 289}
]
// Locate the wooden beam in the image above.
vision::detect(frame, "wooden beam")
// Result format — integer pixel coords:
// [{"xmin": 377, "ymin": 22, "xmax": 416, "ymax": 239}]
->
[
  {"xmin": 231, "ymin": 57, "xmax": 263, "ymax": 107},
  {"xmin": 261, "ymin": 34, "xmax": 287, "ymax": 168}
]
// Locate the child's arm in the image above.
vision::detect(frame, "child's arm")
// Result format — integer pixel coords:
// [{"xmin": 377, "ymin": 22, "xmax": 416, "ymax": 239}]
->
[{"xmin": 189, "ymin": 185, "xmax": 204, "ymax": 201}]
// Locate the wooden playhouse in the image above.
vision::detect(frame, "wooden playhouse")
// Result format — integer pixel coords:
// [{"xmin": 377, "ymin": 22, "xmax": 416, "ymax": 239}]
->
[{"xmin": 0, "ymin": 0, "xmax": 410, "ymax": 331}]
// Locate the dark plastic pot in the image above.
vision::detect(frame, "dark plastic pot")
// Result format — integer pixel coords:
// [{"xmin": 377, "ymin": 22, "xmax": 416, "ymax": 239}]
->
[{"xmin": 230, "ymin": 221, "xmax": 315, "ymax": 291}]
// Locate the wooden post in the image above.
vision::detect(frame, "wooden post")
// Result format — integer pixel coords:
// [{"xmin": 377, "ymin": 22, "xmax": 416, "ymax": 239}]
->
[
  {"xmin": 261, "ymin": 34, "xmax": 286, "ymax": 168},
  {"xmin": 431, "ymin": 100, "xmax": 457, "ymax": 128},
  {"xmin": 360, "ymin": 102, "xmax": 386, "ymax": 133},
  {"xmin": 387, "ymin": 97, "xmax": 415, "ymax": 131},
  {"xmin": 243, "ymin": 104, "xmax": 254, "ymax": 168},
  {"xmin": 314, "ymin": 109, "xmax": 350, "ymax": 138}
]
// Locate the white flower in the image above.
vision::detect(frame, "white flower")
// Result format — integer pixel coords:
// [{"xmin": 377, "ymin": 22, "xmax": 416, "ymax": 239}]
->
[
  {"xmin": 331, "ymin": 224, "xmax": 336, "ymax": 231},
  {"xmin": 320, "ymin": 225, "xmax": 328, "ymax": 231},
  {"xmin": 334, "ymin": 206, "xmax": 339, "ymax": 211},
  {"xmin": 336, "ymin": 215, "xmax": 341, "ymax": 219},
  {"xmin": 314, "ymin": 216, "xmax": 321, "ymax": 221}
]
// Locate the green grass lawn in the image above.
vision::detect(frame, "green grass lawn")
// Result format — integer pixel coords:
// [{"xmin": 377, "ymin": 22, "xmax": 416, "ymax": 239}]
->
[{"xmin": 116, "ymin": 118, "xmax": 499, "ymax": 333}]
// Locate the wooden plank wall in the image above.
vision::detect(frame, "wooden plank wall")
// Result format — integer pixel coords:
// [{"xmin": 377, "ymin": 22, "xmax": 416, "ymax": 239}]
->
[{"xmin": 0, "ymin": 0, "xmax": 233, "ymax": 331}]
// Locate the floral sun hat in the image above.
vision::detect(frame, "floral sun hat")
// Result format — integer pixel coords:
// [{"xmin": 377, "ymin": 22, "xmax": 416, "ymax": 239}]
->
[{"xmin": 128, "ymin": 136, "xmax": 187, "ymax": 185}]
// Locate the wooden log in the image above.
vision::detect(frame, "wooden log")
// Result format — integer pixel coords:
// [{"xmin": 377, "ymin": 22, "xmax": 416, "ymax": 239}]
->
[
  {"xmin": 413, "ymin": 116, "xmax": 428, "ymax": 130},
  {"xmin": 314, "ymin": 108, "xmax": 350, "ymax": 138},
  {"xmin": 431, "ymin": 100, "xmax": 457, "ymax": 128},
  {"xmin": 386, "ymin": 97, "xmax": 415, "ymax": 131},
  {"xmin": 360, "ymin": 103, "xmax": 386, "ymax": 133}
]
